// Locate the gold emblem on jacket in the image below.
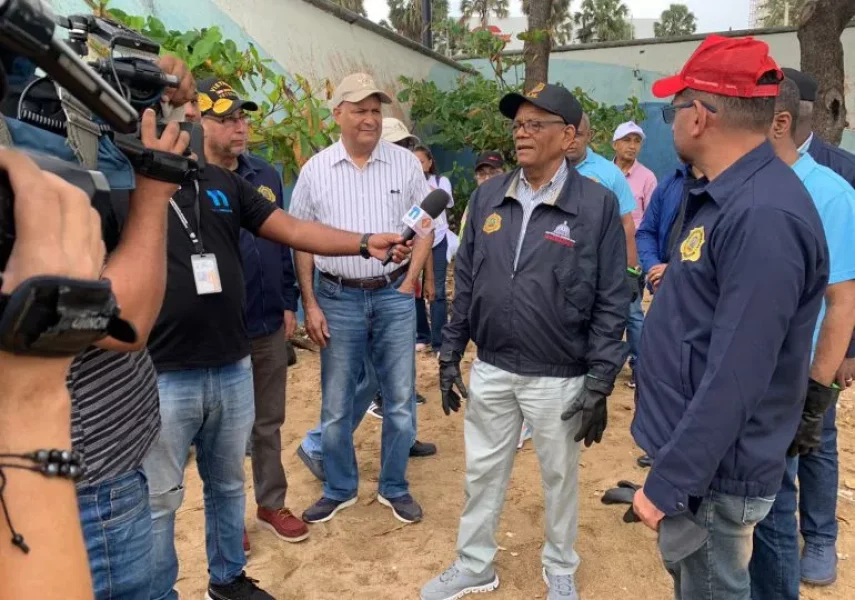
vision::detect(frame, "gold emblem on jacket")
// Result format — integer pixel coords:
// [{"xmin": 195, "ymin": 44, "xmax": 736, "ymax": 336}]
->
[{"xmin": 680, "ymin": 226, "xmax": 705, "ymax": 262}]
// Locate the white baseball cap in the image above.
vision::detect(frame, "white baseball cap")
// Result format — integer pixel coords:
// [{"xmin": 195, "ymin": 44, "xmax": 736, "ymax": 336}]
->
[
  {"xmin": 613, "ymin": 121, "xmax": 646, "ymax": 142},
  {"xmin": 382, "ymin": 118, "xmax": 420, "ymax": 144}
]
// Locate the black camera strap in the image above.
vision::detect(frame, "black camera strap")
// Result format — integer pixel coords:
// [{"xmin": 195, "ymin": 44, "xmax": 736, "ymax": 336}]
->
[{"xmin": 169, "ymin": 179, "xmax": 204, "ymax": 254}]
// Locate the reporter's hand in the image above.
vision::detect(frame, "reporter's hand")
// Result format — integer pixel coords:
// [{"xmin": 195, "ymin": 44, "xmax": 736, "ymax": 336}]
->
[
  {"xmin": 303, "ymin": 303, "xmax": 330, "ymax": 348},
  {"xmin": 561, "ymin": 384, "xmax": 608, "ymax": 447},
  {"xmin": 134, "ymin": 109, "xmax": 192, "ymax": 201},
  {"xmin": 157, "ymin": 55, "xmax": 195, "ymax": 107},
  {"xmin": 284, "ymin": 310, "xmax": 297, "ymax": 339},
  {"xmin": 438, "ymin": 351, "xmax": 467, "ymax": 415},
  {"xmin": 626, "ymin": 269, "xmax": 640, "ymax": 302},
  {"xmin": 367, "ymin": 233, "xmax": 412, "ymax": 263}
]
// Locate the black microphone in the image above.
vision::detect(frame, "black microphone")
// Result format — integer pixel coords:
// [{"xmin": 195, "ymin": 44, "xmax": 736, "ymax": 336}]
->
[{"xmin": 381, "ymin": 188, "xmax": 450, "ymax": 265}]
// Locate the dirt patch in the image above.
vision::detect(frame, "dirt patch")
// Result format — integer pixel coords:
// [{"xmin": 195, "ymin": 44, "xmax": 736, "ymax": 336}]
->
[{"xmin": 173, "ymin": 349, "xmax": 855, "ymax": 600}]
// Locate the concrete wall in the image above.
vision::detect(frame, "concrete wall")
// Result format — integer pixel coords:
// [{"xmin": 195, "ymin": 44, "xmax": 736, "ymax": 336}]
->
[
  {"xmin": 48, "ymin": 0, "xmax": 468, "ymax": 119},
  {"xmin": 467, "ymin": 26, "xmax": 855, "ymax": 180}
]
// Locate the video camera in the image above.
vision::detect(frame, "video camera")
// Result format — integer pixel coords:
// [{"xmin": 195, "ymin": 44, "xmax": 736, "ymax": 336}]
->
[{"xmin": 0, "ymin": 0, "xmax": 203, "ymax": 354}]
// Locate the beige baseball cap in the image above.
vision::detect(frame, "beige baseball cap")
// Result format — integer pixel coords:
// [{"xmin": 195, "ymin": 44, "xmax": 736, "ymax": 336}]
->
[
  {"xmin": 331, "ymin": 73, "xmax": 393, "ymax": 108},
  {"xmin": 382, "ymin": 118, "xmax": 419, "ymax": 144}
]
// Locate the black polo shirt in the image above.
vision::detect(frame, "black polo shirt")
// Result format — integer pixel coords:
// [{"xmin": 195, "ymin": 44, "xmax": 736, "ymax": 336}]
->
[{"xmin": 148, "ymin": 165, "xmax": 277, "ymax": 372}]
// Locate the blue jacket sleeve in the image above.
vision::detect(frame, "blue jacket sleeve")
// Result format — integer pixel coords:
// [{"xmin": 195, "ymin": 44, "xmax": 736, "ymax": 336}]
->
[
  {"xmin": 644, "ymin": 206, "xmax": 817, "ymax": 515},
  {"xmin": 276, "ymin": 177, "xmax": 299, "ymax": 311},
  {"xmin": 636, "ymin": 181, "xmax": 665, "ymax": 274},
  {"xmin": 441, "ymin": 188, "xmax": 479, "ymax": 355}
]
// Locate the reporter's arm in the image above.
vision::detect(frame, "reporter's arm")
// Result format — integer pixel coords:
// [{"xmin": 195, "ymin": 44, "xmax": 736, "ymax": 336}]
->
[{"xmin": 96, "ymin": 111, "xmax": 189, "ymax": 351}]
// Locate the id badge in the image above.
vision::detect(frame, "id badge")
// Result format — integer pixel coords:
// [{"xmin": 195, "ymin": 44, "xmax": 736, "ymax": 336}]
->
[{"xmin": 191, "ymin": 254, "xmax": 223, "ymax": 295}]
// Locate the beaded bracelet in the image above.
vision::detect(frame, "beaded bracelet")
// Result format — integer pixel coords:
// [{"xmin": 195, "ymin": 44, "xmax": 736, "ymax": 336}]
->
[{"xmin": 0, "ymin": 449, "xmax": 86, "ymax": 553}]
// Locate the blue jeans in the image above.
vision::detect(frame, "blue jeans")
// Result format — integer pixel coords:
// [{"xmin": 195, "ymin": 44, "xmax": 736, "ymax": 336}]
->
[
  {"xmin": 626, "ymin": 294, "xmax": 644, "ymax": 368},
  {"xmin": 750, "ymin": 404, "xmax": 838, "ymax": 600},
  {"xmin": 143, "ymin": 357, "xmax": 255, "ymax": 600},
  {"xmin": 316, "ymin": 276, "xmax": 416, "ymax": 501},
  {"xmin": 416, "ymin": 236, "xmax": 449, "ymax": 351},
  {"xmin": 665, "ymin": 491, "xmax": 774, "ymax": 600},
  {"xmin": 78, "ymin": 469, "xmax": 152, "ymax": 600},
  {"xmin": 301, "ymin": 358, "xmax": 418, "ymax": 460}
]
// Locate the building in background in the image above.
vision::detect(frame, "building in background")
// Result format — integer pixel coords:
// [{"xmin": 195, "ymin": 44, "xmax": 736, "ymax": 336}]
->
[{"xmin": 466, "ymin": 16, "xmax": 657, "ymax": 52}]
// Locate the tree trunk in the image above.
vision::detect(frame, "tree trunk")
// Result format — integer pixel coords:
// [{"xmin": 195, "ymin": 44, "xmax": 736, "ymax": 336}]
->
[
  {"xmin": 523, "ymin": 0, "xmax": 553, "ymax": 91},
  {"xmin": 798, "ymin": 0, "xmax": 855, "ymax": 144}
]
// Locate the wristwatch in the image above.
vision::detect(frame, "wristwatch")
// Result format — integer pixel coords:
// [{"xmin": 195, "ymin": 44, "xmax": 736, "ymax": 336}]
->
[
  {"xmin": 359, "ymin": 233, "xmax": 372, "ymax": 259},
  {"xmin": 0, "ymin": 276, "xmax": 137, "ymax": 356}
]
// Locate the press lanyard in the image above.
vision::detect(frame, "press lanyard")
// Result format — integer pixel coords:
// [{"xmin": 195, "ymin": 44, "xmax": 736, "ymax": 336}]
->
[{"xmin": 169, "ymin": 180, "xmax": 204, "ymax": 254}]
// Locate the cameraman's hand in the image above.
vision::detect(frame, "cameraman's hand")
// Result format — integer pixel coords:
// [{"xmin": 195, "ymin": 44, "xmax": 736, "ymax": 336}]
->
[
  {"xmin": 157, "ymin": 55, "xmax": 195, "ymax": 107},
  {"xmin": 136, "ymin": 108, "xmax": 191, "ymax": 199},
  {"xmin": 0, "ymin": 148, "xmax": 104, "ymax": 391}
]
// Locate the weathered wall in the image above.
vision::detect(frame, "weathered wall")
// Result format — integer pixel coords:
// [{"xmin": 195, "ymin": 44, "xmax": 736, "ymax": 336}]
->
[
  {"xmin": 48, "ymin": 0, "xmax": 468, "ymax": 119},
  {"xmin": 468, "ymin": 26, "xmax": 855, "ymax": 180}
]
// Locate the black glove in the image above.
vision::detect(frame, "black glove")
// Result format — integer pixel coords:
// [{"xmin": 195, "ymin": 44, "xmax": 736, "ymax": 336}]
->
[
  {"xmin": 788, "ymin": 378, "xmax": 839, "ymax": 457},
  {"xmin": 561, "ymin": 376, "xmax": 610, "ymax": 447},
  {"xmin": 627, "ymin": 268, "xmax": 642, "ymax": 302},
  {"xmin": 438, "ymin": 350, "xmax": 468, "ymax": 415}
]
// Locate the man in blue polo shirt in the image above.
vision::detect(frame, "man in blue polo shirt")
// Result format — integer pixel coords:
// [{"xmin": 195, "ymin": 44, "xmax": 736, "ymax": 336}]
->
[
  {"xmin": 749, "ymin": 77, "xmax": 855, "ymax": 599},
  {"xmin": 630, "ymin": 35, "xmax": 828, "ymax": 599},
  {"xmin": 192, "ymin": 78, "xmax": 310, "ymax": 551},
  {"xmin": 567, "ymin": 112, "xmax": 641, "ymax": 378}
]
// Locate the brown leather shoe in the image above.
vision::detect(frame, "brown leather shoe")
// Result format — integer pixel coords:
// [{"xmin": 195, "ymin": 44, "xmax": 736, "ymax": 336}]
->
[{"xmin": 257, "ymin": 507, "xmax": 309, "ymax": 543}]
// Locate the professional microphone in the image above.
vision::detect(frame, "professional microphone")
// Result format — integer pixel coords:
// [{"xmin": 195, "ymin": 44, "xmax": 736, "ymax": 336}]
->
[{"xmin": 381, "ymin": 188, "xmax": 450, "ymax": 265}]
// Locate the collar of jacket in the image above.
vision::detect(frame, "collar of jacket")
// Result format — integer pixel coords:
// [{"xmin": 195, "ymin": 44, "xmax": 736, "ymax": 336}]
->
[{"xmin": 487, "ymin": 157, "xmax": 583, "ymax": 216}]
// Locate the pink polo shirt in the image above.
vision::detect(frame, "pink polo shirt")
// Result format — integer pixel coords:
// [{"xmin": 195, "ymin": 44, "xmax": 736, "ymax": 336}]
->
[{"xmin": 619, "ymin": 160, "xmax": 658, "ymax": 228}]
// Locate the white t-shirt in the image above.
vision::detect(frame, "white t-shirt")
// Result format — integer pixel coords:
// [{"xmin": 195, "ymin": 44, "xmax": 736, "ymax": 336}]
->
[{"xmin": 427, "ymin": 174, "xmax": 454, "ymax": 247}]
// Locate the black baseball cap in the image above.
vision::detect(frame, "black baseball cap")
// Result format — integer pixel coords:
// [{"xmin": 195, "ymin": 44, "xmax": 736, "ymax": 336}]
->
[
  {"xmin": 782, "ymin": 68, "xmax": 818, "ymax": 102},
  {"xmin": 499, "ymin": 83, "xmax": 583, "ymax": 128},
  {"xmin": 475, "ymin": 151, "xmax": 505, "ymax": 170},
  {"xmin": 197, "ymin": 78, "xmax": 259, "ymax": 117}
]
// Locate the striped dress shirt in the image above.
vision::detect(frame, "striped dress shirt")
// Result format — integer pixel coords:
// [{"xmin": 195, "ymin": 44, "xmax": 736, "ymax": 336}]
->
[
  {"xmin": 511, "ymin": 159, "xmax": 570, "ymax": 268},
  {"xmin": 289, "ymin": 139, "xmax": 432, "ymax": 279}
]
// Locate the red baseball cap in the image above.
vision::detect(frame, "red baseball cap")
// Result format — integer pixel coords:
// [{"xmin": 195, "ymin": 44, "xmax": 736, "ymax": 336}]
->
[{"xmin": 652, "ymin": 35, "xmax": 783, "ymax": 99}]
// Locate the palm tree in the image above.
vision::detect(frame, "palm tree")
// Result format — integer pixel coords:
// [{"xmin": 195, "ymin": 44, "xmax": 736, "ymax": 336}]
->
[
  {"xmin": 460, "ymin": 0, "xmax": 510, "ymax": 30},
  {"xmin": 387, "ymin": 0, "xmax": 450, "ymax": 43},
  {"xmin": 522, "ymin": 0, "xmax": 574, "ymax": 46},
  {"xmin": 330, "ymin": 0, "xmax": 366, "ymax": 16},
  {"xmin": 654, "ymin": 4, "xmax": 697, "ymax": 37},
  {"xmin": 760, "ymin": 0, "xmax": 807, "ymax": 27},
  {"xmin": 573, "ymin": 0, "xmax": 633, "ymax": 44}
]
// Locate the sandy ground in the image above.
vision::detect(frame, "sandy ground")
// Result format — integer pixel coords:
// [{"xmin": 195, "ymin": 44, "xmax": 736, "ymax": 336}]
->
[{"xmin": 173, "ymin": 348, "xmax": 855, "ymax": 600}]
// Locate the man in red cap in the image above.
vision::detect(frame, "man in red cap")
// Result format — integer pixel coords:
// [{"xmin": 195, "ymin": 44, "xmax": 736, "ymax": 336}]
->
[{"xmin": 629, "ymin": 35, "xmax": 829, "ymax": 599}]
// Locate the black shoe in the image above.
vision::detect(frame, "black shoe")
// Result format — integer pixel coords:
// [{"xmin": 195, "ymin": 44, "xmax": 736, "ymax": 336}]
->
[
  {"xmin": 296, "ymin": 445, "xmax": 325, "ymax": 482},
  {"xmin": 410, "ymin": 440, "xmax": 437, "ymax": 457},
  {"xmin": 206, "ymin": 572, "xmax": 274, "ymax": 600},
  {"xmin": 637, "ymin": 454, "xmax": 654, "ymax": 468},
  {"xmin": 378, "ymin": 493, "xmax": 423, "ymax": 523},
  {"xmin": 416, "ymin": 392, "xmax": 427, "ymax": 405},
  {"xmin": 367, "ymin": 400, "xmax": 384, "ymax": 419}
]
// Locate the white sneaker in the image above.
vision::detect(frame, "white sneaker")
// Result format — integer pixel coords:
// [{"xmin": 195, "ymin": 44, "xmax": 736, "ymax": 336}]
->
[
  {"xmin": 421, "ymin": 562, "xmax": 499, "ymax": 600},
  {"xmin": 416, "ymin": 343, "xmax": 429, "ymax": 352}
]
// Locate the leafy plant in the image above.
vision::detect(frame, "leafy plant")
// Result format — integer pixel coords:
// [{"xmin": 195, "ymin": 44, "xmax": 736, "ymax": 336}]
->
[
  {"xmin": 94, "ymin": 1, "xmax": 338, "ymax": 182},
  {"xmin": 654, "ymin": 4, "xmax": 698, "ymax": 38},
  {"xmin": 400, "ymin": 74, "xmax": 644, "ymax": 220}
]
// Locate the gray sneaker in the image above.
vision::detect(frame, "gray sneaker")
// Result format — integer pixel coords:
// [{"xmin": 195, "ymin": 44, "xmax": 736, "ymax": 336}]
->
[
  {"xmin": 421, "ymin": 562, "xmax": 499, "ymax": 600},
  {"xmin": 542, "ymin": 568, "xmax": 579, "ymax": 600}
]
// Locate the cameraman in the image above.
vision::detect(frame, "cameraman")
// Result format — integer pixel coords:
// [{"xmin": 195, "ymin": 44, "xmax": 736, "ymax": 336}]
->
[
  {"xmin": 0, "ymin": 148, "xmax": 107, "ymax": 600},
  {"xmin": 0, "ymin": 51, "xmax": 194, "ymax": 600}
]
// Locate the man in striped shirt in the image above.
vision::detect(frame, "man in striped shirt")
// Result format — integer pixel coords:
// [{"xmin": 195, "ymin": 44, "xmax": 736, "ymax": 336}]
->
[{"xmin": 291, "ymin": 73, "xmax": 433, "ymax": 525}]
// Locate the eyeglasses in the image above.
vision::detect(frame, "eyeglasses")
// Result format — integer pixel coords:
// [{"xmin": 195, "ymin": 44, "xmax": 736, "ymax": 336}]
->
[
  {"xmin": 204, "ymin": 113, "xmax": 251, "ymax": 127},
  {"xmin": 511, "ymin": 119, "xmax": 566, "ymax": 134},
  {"xmin": 662, "ymin": 100, "xmax": 718, "ymax": 124}
]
